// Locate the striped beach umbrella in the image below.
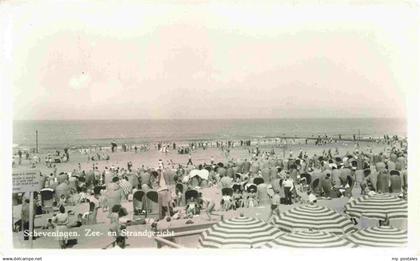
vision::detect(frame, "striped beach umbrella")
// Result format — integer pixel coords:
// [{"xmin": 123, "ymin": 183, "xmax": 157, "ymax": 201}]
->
[
  {"xmin": 344, "ymin": 194, "xmax": 407, "ymax": 220},
  {"xmin": 346, "ymin": 226, "xmax": 407, "ymax": 247},
  {"xmin": 271, "ymin": 204, "xmax": 355, "ymax": 234},
  {"xmin": 199, "ymin": 216, "xmax": 283, "ymax": 248},
  {"xmin": 262, "ymin": 230, "xmax": 356, "ymax": 248}
]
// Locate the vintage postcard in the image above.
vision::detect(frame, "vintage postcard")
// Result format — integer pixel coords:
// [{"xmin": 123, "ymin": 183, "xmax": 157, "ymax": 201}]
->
[{"xmin": 0, "ymin": 1, "xmax": 419, "ymax": 260}]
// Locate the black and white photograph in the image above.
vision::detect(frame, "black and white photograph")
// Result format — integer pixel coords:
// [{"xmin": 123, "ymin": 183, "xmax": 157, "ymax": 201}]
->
[{"xmin": 0, "ymin": 0, "xmax": 419, "ymax": 259}]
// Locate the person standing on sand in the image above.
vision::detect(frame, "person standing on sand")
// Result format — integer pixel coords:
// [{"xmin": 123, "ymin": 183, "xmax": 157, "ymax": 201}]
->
[
  {"xmin": 187, "ymin": 154, "xmax": 193, "ymax": 166},
  {"xmin": 18, "ymin": 150, "xmax": 22, "ymax": 165},
  {"xmin": 198, "ymin": 192, "xmax": 215, "ymax": 221},
  {"xmin": 282, "ymin": 174, "xmax": 294, "ymax": 205},
  {"xmin": 21, "ymin": 198, "xmax": 35, "ymax": 240},
  {"xmin": 52, "ymin": 205, "xmax": 69, "ymax": 248},
  {"xmin": 266, "ymin": 190, "xmax": 281, "ymax": 223}
]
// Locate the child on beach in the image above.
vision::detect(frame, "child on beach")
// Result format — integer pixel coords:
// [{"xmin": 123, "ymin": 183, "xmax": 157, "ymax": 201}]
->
[
  {"xmin": 186, "ymin": 197, "xmax": 198, "ymax": 217},
  {"xmin": 246, "ymin": 189, "xmax": 258, "ymax": 208},
  {"xmin": 99, "ymin": 189, "xmax": 108, "ymax": 212},
  {"xmin": 266, "ymin": 190, "xmax": 281, "ymax": 223},
  {"xmin": 220, "ymin": 192, "xmax": 233, "ymax": 211}
]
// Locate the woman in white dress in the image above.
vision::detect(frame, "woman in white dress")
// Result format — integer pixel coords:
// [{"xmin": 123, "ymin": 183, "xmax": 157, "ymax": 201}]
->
[{"xmin": 52, "ymin": 205, "xmax": 69, "ymax": 248}]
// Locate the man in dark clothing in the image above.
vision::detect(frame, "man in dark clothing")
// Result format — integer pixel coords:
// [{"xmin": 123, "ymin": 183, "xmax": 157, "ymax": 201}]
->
[
  {"xmin": 18, "ymin": 150, "xmax": 22, "ymax": 165},
  {"xmin": 64, "ymin": 147, "xmax": 69, "ymax": 161},
  {"xmin": 21, "ymin": 198, "xmax": 35, "ymax": 240}
]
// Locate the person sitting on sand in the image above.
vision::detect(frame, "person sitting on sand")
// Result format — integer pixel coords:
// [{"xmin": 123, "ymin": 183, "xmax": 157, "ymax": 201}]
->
[
  {"xmin": 42, "ymin": 218, "xmax": 55, "ymax": 230},
  {"xmin": 57, "ymin": 194, "xmax": 67, "ymax": 209},
  {"xmin": 186, "ymin": 197, "xmax": 198, "ymax": 217},
  {"xmin": 233, "ymin": 189, "xmax": 243, "ymax": 209},
  {"xmin": 67, "ymin": 213, "xmax": 83, "ymax": 228},
  {"xmin": 221, "ymin": 194, "xmax": 233, "ymax": 211},
  {"xmin": 246, "ymin": 189, "xmax": 258, "ymax": 208},
  {"xmin": 308, "ymin": 191, "xmax": 317, "ymax": 204}
]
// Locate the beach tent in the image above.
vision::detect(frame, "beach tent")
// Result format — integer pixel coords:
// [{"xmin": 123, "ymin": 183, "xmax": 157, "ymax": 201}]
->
[
  {"xmin": 271, "ymin": 204, "xmax": 355, "ymax": 234},
  {"xmin": 344, "ymin": 194, "xmax": 407, "ymax": 220},
  {"xmin": 198, "ymin": 169, "xmax": 209, "ymax": 180},
  {"xmin": 198, "ymin": 215, "xmax": 283, "ymax": 248},
  {"xmin": 262, "ymin": 230, "xmax": 356, "ymax": 248},
  {"xmin": 345, "ymin": 226, "xmax": 407, "ymax": 247},
  {"xmin": 188, "ymin": 169, "xmax": 200, "ymax": 179},
  {"xmin": 40, "ymin": 188, "xmax": 55, "ymax": 213},
  {"xmin": 145, "ymin": 190, "xmax": 159, "ymax": 218}
]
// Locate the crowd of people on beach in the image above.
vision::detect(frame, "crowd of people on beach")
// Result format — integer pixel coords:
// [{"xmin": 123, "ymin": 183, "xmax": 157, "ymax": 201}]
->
[{"xmin": 13, "ymin": 134, "xmax": 407, "ymax": 249}]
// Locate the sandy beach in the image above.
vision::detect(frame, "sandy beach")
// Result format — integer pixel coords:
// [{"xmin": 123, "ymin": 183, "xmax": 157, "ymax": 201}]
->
[{"xmin": 12, "ymin": 137, "xmax": 406, "ymax": 249}]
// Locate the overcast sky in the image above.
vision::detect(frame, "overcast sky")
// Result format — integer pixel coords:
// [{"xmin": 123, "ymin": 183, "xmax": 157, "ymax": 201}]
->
[{"xmin": 2, "ymin": 0, "xmax": 417, "ymax": 120}]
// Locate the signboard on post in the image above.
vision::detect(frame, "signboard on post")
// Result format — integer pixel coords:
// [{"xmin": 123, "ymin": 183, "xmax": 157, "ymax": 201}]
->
[
  {"xmin": 12, "ymin": 171, "xmax": 40, "ymax": 248},
  {"xmin": 13, "ymin": 171, "xmax": 40, "ymax": 193}
]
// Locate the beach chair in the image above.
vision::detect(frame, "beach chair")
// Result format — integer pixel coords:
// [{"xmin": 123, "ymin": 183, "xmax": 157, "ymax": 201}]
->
[
  {"xmin": 245, "ymin": 184, "xmax": 258, "ymax": 208},
  {"xmin": 232, "ymin": 183, "xmax": 242, "ymax": 193},
  {"xmin": 133, "ymin": 190, "xmax": 146, "ymax": 215},
  {"xmin": 390, "ymin": 170, "xmax": 402, "ymax": 193},
  {"xmin": 40, "ymin": 188, "xmax": 55, "ymax": 213},
  {"xmin": 145, "ymin": 190, "xmax": 159, "ymax": 219},
  {"xmin": 222, "ymin": 187, "xmax": 233, "ymax": 197},
  {"xmin": 185, "ymin": 189, "xmax": 199, "ymax": 200},
  {"xmin": 185, "ymin": 189, "xmax": 200, "ymax": 215},
  {"xmin": 311, "ymin": 178, "xmax": 320, "ymax": 195},
  {"xmin": 300, "ymin": 173, "xmax": 312, "ymax": 185},
  {"xmin": 220, "ymin": 188, "xmax": 234, "ymax": 211},
  {"xmin": 235, "ymin": 173, "xmax": 245, "ymax": 182},
  {"xmin": 253, "ymin": 177, "xmax": 264, "ymax": 185},
  {"xmin": 190, "ymin": 176, "xmax": 200, "ymax": 188},
  {"xmin": 246, "ymin": 184, "xmax": 257, "ymax": 193}
]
